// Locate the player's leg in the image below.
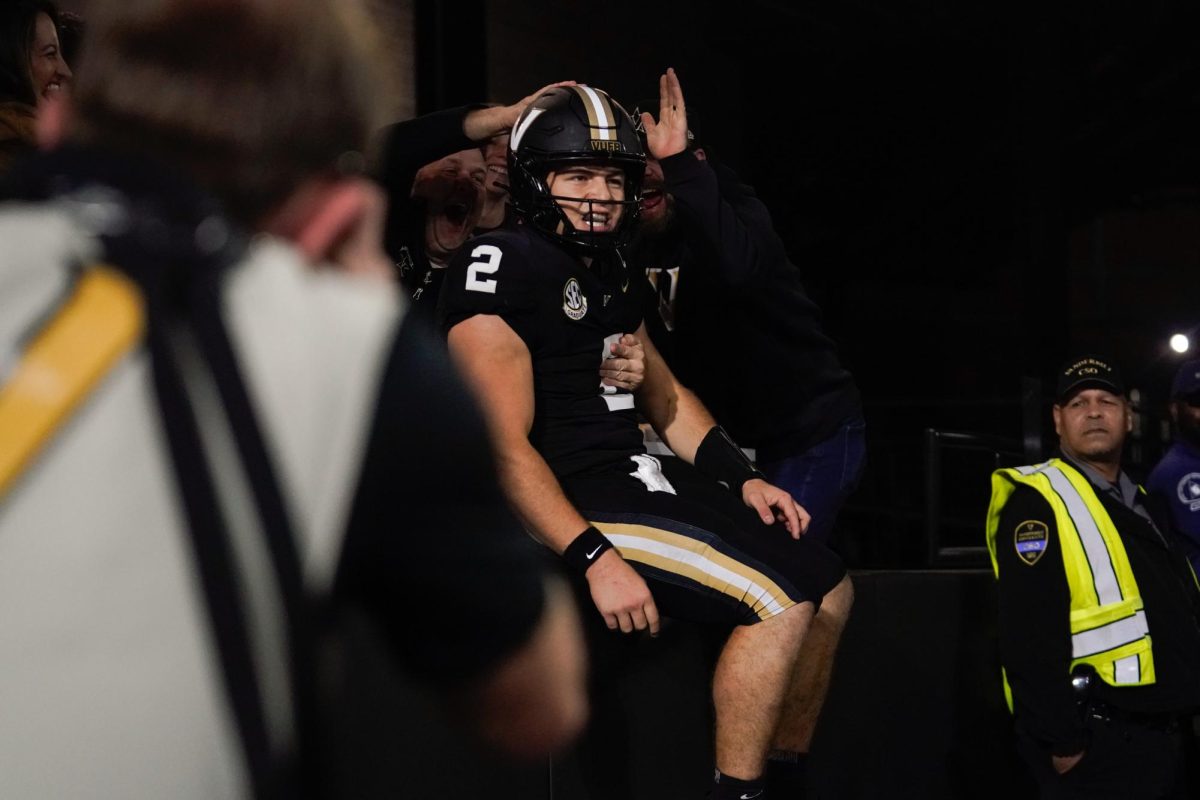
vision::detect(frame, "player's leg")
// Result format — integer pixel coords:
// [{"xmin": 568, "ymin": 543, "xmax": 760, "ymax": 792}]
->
[
  {"xmin": 711, "ymin": 599, "xmax": 814, "ymax": 781},
  {"xmin": 567, "ymin": 459, "xmax": 845, "ymax": 797},
  {"xmin": 765, "ymin": 573, "xmax": 853, "ymax": 794},
  {"xmin": 756, "ymin": 420, "xmax": 863, "ymax": 793}
]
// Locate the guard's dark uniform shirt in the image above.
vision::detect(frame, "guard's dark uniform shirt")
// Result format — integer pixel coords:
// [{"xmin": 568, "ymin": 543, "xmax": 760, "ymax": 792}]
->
[{"xmin": 438, "ymin": 225, "xmax": 645, "ymax": 479}]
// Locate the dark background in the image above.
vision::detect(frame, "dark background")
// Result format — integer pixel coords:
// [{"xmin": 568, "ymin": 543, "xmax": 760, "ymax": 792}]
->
[
  {"xmin": 28, "ymin": 3, "xmax": 1190, "ymax": 795},
  {"xmin": 52, "ymin": 2, "xmax": 1199, "ymax": 564},
  {"xmin": 411, "ymin": 0, "xmax": 1200, "ymax": 567}
]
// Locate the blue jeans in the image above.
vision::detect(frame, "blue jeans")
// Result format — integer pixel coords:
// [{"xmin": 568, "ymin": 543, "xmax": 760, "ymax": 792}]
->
[{"xmin": 758, "ymin": 417, "xmax": 866, "ymax": 544}]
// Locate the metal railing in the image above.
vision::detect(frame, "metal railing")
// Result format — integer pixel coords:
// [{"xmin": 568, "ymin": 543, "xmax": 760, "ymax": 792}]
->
[{"xmin": 923, "ymin": 428, "xmax": 1024, "ymax": 567}]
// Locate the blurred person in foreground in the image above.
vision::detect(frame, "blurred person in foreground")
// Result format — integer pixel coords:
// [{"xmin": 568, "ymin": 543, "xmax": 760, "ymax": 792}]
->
[
  {"xmin": 0, "ymin": 0, "xmax": 71, "ymax": 173},
  {"xmin": 986, "ymin": 355, "xmax": 1200, "ymax": 799},
  {"xmin": 0, "ymin": 0, "xmax": 586, "ymax": 797},
  {"xmin": 1147, "ymin": 359, "xmax": 1200, "ymax": 576}
]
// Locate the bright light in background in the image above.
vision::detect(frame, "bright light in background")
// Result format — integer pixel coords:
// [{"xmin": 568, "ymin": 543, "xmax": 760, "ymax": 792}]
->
[{"xmin": 1170, "ymin": 333, "xmax": 1191, "ymax": 354}]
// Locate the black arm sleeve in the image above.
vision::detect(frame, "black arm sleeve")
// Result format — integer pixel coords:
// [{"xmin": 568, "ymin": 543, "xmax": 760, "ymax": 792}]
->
[
  {"xmin": 375, "ymin": 106, "xmax": 480, "ymax": 201},
  {"xmin": 659, "ymin": 151, "xmax": 788, "ymax": 287},
  {"xmin": 995, "ymin": 486, "xmax": 1087, "ymax": 755},
  {"xmin": 335, "ymin": 310, "xmax": 546, "ymax": 688}
]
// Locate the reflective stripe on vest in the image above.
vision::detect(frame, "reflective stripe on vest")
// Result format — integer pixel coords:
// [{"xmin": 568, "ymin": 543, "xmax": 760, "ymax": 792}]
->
[
  {"xmin": 986, "ymin": 458, "xmax": 1153, "ymax": 702},
  {"xmin": 1014, "ymin": 462, "xmax": 1149, "ymax": 664}
]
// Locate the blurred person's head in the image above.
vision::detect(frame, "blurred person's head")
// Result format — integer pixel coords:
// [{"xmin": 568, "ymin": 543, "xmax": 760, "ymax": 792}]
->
[
  {"xmin": 637, "ymin": 148, "xmax": 706, "ymax": 236},
  {"xmin": 632, "ymin": 99, "xmax": 703, "ymax": 235},
  {"xmin": 639, "ymin": 156, "xmax": 672, "ymax": 233},
  {"xmin": 63, "ymin": 0, "xmax": 392, "ymax": 239},
  {"xmin": 477, "ymin": 132, "xmax": 509, "ymax": 230},
  {"xmin": 56, "ymin": 10, "xmax": 84, "ymax": 70},
  {"xmin": 0, "ymin": 0, "xmax": 70, "ymax": 107},
  {"xmin": 483, "ymin": 132, "xmax": 508, "ymax": 200},
  {"xmin": 1169, "ymin": 359, "xmax": 1200, "ymax": 449},
  {"xmin": 411, "ymin": 147, "xmax": 486, "ymax": 263}
]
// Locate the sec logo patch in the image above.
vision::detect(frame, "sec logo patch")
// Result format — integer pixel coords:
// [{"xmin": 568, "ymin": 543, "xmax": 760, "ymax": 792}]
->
[
  {"xmin": 1014, "ymin": 520, "xmax": 1049, "ymax": 566},
  {"xmin": 562, "ymin": 278, "xmax": 588, "ymax": 321}
]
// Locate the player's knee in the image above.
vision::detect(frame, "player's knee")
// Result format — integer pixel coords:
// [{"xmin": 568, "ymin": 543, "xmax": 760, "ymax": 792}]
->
[
  {"xmin": 767, "ymin": 597, "xmax": 816, "ymax": 635},
  {"xmin": 819, "ymin": 575, "xmax": 854, "ymax": 628}
]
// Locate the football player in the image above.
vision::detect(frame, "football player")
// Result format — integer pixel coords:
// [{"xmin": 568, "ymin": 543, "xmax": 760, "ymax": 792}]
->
[{"xmin": 439, "ymin": 85, "xmax": 853, "ymax": 800}]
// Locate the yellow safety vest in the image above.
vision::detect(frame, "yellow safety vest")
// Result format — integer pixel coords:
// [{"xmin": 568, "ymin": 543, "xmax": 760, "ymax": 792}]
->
[{"xmin": 986, "ymin": 458, "xmax": 1155, "ymax": 709}]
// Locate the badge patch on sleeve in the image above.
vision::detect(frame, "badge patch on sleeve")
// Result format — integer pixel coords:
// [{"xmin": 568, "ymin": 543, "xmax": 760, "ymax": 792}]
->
[
  {"xmin": 1014, "ymin": 520, "xmax": 1049, "ymax": 565},
  {"xmin": 1176, "ymin": 473, "xmax": 1200, "ymax": 512}
]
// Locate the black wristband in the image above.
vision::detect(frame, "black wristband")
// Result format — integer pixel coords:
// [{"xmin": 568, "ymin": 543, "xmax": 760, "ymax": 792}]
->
[
  {"xmin": 562, "ymin": 526, "xmax": 614, "ymax": 574},
  {"xmin": 694, "ymin": 425, "xmax": 765, "ymax": 492}
]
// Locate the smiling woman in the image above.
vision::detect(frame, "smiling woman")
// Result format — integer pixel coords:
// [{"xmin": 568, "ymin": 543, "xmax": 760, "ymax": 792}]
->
[{"xmin": 0, "ymin": 0, "xmax": 70, "ymax": 173}]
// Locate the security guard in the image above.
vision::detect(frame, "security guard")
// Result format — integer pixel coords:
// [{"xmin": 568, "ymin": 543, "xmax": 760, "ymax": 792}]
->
[{"xmin": 986, "ymin": 355, "xmax": 1200, "ymax": 799}]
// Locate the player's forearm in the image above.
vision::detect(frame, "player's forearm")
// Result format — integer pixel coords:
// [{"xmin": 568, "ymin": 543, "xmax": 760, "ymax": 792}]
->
[
  {"xmin": 376, "ymin": 107, "xmax": 476, "ymax": 194},
  {"xmin": 637, "ymin": 380, "xmax": 715, "ymax": 464},
  {"xmin": 494, "ymin": 440, "xmax": 593, "ymax": 554},
  {"xmin": 633, "ymin": 323, "xmax": 716, "ymax": 463},
  {"xmin": 462, "ymin": 105, "xmax": 509, "ymax": 142}
]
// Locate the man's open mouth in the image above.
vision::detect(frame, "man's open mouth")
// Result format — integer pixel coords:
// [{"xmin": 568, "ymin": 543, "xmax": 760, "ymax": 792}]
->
[
  {"xmin": 641, "ymin": 189, "xmax": 664, "ymax": 213},
  {"xmin": 430, "ymin": 184, "xmax": 481, "ymax": 256},
  {"xmin": 444, "ymin": 201, "xmax": 469, "ymax": 226}
]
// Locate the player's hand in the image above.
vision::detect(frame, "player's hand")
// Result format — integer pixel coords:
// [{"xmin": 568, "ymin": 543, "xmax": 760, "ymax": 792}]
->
[
  {"xmin": 585, "ymin": 550, "xmax": 660, "ymax": 635},
  {"xmin": 640, "ymin": 67, "xmax": 689, "ymax": 161},
  {"xmin": 507, "ymin": 81, "xmax": 578, "ymax": 126},
  {"xmin": 464, "ymin": 81, "xmax": 579, "ymax": 140},
  {"xmin": 742, "ymin": 478, "xmax": 810, "ymax": 539},
  {"xmin": 1052, "ymin": 751, "xmax": 1084, "ymax": 774},
  {"xmin": 599, "ymin": 333, "xmax": 646, "ymax": 391}
]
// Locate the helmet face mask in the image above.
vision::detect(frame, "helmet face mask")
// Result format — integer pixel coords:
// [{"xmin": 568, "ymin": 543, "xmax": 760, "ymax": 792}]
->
[{"xmin": 508, "ymin": 86, "xmax": 646, "ymax": 255}]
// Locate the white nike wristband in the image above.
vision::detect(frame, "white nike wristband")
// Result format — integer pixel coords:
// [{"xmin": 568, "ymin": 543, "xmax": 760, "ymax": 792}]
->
[{"xmin": 563, "ymin": 526, "xmax": 614, "ymax": 575}]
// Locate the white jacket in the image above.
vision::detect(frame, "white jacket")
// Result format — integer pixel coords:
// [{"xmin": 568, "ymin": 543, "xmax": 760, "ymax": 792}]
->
[{"xmin": 0, "ymin": 200, "xmax": 398, "ymax": 798}]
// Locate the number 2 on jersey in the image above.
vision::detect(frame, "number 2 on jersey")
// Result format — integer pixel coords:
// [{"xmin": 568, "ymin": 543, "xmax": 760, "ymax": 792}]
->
[{"xmin": 465, "ymin": 245, "xmax": 502, "ymax": 294}]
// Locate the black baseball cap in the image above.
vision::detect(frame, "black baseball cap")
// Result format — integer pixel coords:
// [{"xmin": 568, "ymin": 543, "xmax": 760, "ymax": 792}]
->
[{"xmin": 1056, "ymin": 355, "xmax": 1126, "ymax": 402}]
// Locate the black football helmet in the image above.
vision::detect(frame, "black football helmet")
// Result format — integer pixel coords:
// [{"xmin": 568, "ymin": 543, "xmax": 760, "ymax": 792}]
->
[{"xmin": 507, "ymin": 86, "xmax": 646, "ymax": 254}]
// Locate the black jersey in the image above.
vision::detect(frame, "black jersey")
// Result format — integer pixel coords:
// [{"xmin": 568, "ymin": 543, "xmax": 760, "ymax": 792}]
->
[{"xmin": 438, "ymin": 225, "xmax": 646, "ymax": 479}]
